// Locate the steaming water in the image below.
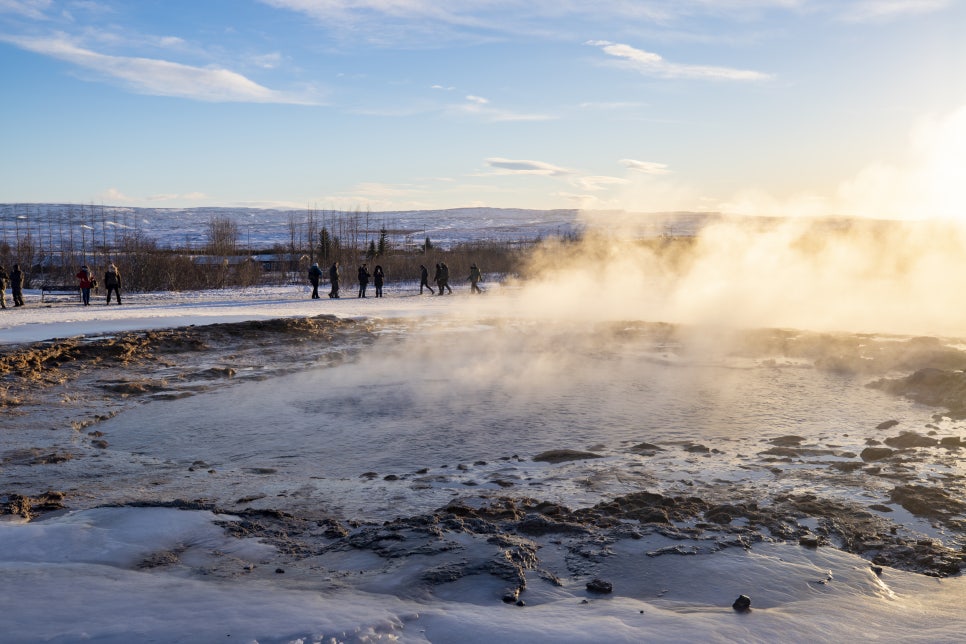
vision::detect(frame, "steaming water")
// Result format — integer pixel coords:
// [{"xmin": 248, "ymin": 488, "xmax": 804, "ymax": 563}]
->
[{"xmin": 90, "ymin": 320, "xmax": 942, "ymax": 522}]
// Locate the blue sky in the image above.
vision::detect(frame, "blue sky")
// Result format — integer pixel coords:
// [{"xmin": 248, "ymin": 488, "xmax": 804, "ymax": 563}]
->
[{"xmin": 1, "ymin": 0, "xmax": 964, "ymax": 218}]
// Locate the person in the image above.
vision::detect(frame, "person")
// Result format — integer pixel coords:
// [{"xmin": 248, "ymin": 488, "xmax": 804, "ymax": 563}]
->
[
  {"xmin": 357, "ymin": 263, "xmax": 370, "ymax": 298},
  {"xmin": 104, "ymin": 263, "xmax": 122, "ymax": 305},
  {"xmin": 10, "ymin": 263, "xmax": 25, "ymax": 307},
  {"xmin": 76, "ymin": 265, "xmax": 93, "ymax": 305},
  {"xmin": 328, "ymin": 262, "xmax": 340, "ymax": 298},
  {"xmin": 468, "ymin": 263, "xmax": 483, "ymax": 294},
  {"xmin": 308, "ymin": 262, "xmax": 323, "ymax": 299},
  {"xmin": 419, "ymin": 264, "xmax": 435, "ymax": 295},
  {"xmin": 434, "ymin": 263, "xmax": 443, "ymax": 295},
  {"xmin": 439, "ymin": 262, "xmax": 453, "ymax": 294},
  {"xmin": 373, "ymin": 265, "xmax": 385, "ymax": 298},
  {"xmin": 0, "ymin": 264, "xmax": 8, "ymax": 309}
]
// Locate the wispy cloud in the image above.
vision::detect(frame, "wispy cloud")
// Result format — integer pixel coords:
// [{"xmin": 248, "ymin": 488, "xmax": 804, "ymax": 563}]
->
[
  {"xmin": 485, "ymin": 158, "xmax": 575, "ymax": 176},
  {"xmin": 449, "ymin": 96, "xmax": 553, "ymax": 122},
  {"xmin": 2, "ymin": 34, "xmax": 316, "ymax": 104},
  {"xmin": 587, "ymin": 40, "xmax": 771, "ymax": 81},
  {"xmin": 838, "ymin": 0, "xmax": 950, "ymax": 22},
  {"xmin": 620, "ymin": 159, "xmax": 671, "ymax": 175},
  {"xmin": 572, "ymin": 175, "xmax": 630, "ymax": 191},
  {"xmin": 0, "ymin": 0, "xmax": 52, "ymax": 20}
]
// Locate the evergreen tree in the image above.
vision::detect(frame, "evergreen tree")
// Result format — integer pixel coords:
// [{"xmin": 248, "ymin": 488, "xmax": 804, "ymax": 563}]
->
[
  {"xmin": 318, "ymin": 227, "xmax": 331, "ymax": 263},
  {"xmin": 367, "ymin": 240, "xmax": 377, "ymax": 260},
  {"xmin": 423, "ymin": 236, "xmax": 433, "ymax": 253},
  {"xmin": 377, "ymin": 227, "xmax": 389, "ymax": 257}
]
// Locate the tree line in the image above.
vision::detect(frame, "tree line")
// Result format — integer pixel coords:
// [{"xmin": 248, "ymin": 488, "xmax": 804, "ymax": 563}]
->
[{"xmin": 0, "ymin": 205, "xmax": 539, "ymax": 293}]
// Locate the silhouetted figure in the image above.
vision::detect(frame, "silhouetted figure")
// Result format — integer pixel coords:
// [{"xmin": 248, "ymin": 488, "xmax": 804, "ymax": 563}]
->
[
  {"xmin": 10, "ymin": 264, "xmax": 24, "ymax": 306},
  {"xmin": 468, "ymin": 263, "xmax": 483, "ymax": 294},
  {"xmin": 440, "ymin": 262, "xmax": 452, "ymax": 294},
  {"xmin": 357, "ymin": 264, "xmax": 370, "ymax": 298},
  {"xmin": 328, "ymin": 262, "xmax": 340, "ymax": 298},
  {"xmin": 76, "ymin": 265, "xmax": 93, "ymax": 305},
  {"xmin": 419, "ymin": 264, "xmax": 435, "ymax": 294},
  {"xmin": 373, "ymin": 265, "xmax": 385, "ymax": 298},
  {"xmin": 104, "ymin": 263, "xmax": 122, "ymax": 304},
  {"xmin": 434, "ymin": 263, "xmax": 443, "ymax": 295},
  {"xmin": 308, "ymin": 262, "xmax": 323, "ymax": 299}
]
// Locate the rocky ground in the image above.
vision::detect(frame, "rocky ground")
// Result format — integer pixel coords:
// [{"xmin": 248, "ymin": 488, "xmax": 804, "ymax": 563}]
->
[{"xmin": 4, "ymin": 318, "xmax": 966, "ymax": 602}]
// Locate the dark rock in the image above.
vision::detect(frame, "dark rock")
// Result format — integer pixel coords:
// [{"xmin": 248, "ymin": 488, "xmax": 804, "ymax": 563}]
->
[
  {"xmin": 876, "ymin": 420, "xmax": 900, "ymax": 430},
  {"xmin": 684, "ymin": 443, "xmax": 711, "ymax": 453},
  {"xmin": 883, "ymin": 432, "xmax": 938, "ymax": 448},
  {"xmin": 770, "ymin": 435, "xmax": 806, "ymax": 447},
  {"xmin": 732, "ymin": 595, "xmax": 751, "ymax": 612},
  {"xmin": 890, "ymin": 485, "xmax": 966, "ymax": 519},
  {"xmin": 860, "ymin": 447, "xmax": 895, "ymax": 462},
  {"xmin": 586, "ymin": 579, "xmax": 613, "ymax": 594},
  {"xmin": 799, "ymin": 534, "xmax": 820, "ymax": 548},
  {"xmin": 533, "ymin": 449, "xmax": 602, "ymax": 464},
  {"xmin": 629, "ymin": 442, "xmax": 664, "ymax": 455}
]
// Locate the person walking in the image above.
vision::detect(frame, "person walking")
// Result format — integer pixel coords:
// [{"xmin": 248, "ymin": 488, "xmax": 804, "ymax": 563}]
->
[
  {"xmin": 434, "ymin": 263, "xmax": 443, "ymax": 295},
  {"xmin": 328, "ymin": 262, "xmax": 340, "ymax": 298},
  {"xmin": 104, "ymin": 263, "xmax": 122, "ymax": 305},
  {"xmin": 468, "ymin": 263, "xmax": 483, "ymax": 294},
  {"xmin": 439, "ymin": 262, "xmax": 453, "ymax": 294},
  {"xmin": 373, "ymin": 265, "xmax": 385, "ymax": 298},
  {"xmin": 10, "ymin": 263, "xmax": 24, "ymax": 306},
  {"xmin": 76, "ymin": 265, "xmax": 93, "ymax": 305},
  {"xmin": 419, "ymin": 264, "xmax": 435, "ymax": 295},
  {"xmin": 0, "ymin": 264, "xmax": 8, "ymax": 309},
  {"xmin": 357, "ymin": 264, "xmax": 370, "ymax": 298},
  {"xmin": 308, "ymin": 262, "xmax": 323, "ymax": 299}
]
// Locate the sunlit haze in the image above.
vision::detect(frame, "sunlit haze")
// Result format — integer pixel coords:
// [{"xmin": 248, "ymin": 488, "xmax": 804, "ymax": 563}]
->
[{"xmin": 1, "ymin": 0, "xmax": 964, "ymax": 219}]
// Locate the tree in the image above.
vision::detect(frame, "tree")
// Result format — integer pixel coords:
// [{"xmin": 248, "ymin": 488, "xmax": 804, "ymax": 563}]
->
[
  {"xmin": 377, "ymin": 227, "xmax": 389, "ymax": 257},
  {"xmin": 205, "ymin": 216, "xmax": 239, "ymax": 256},
  {"xmin": 366, "ymin": 240, "xmax": 377, "ymax": 260},
  {"xmin": 423, "ymin": 236, "xmax": 433, "ymax": 253},
  {"xmin": 318, "ymin": 227, "xmax": 332, "ymax": 263}
]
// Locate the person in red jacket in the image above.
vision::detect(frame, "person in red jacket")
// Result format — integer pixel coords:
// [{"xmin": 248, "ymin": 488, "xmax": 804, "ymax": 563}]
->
[{"xmin": 76, "ymin": 265, "xmax": 93, "ymax": 305}]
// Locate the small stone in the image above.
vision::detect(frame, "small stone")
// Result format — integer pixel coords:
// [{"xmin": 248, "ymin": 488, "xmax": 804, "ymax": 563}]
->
[
  {"xmin": 275, "ymin": 568, "xmax": 284, "ymax": 574},
  {"xmin": 732, "ymin": 595, "xmax": 751, "ymax": 612},
  {"xmin": 515, "ymin": 600, "xmax": 526, "ymax": 607},
  {"xmin": 799, "ymin": 534, "xmax": 820, "ymax": 548},
  {"xmin": 586, "ymin": 579, "xmax": 613, "ymax": 594}
]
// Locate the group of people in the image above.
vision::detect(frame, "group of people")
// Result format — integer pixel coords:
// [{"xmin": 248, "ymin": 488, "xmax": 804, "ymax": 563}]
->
[
  {"xmin": 309, "ymin": 261, "xmax": 484, "ymax": 299},
  {"xmin": 0, "ymin": 262, "xmax": 122, "ymax": 309},
  {"xmin": 0, "ymin": 264, "xmax": 25, "ymax": 309},
  {"xmin": 75, "ymin": 264, "xmax": 123, "ymax": 306}
]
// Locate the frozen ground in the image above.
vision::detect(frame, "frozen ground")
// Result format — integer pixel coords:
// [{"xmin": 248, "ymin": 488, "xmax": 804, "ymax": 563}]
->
[{"xmin": 3, "ymin": 280, "xmax": 966, "ymax": 642}]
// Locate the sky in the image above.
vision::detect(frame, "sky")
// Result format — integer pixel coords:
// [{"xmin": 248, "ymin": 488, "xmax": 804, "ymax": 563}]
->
[{"xmin": 0, "ymin": 0, "xmax": 964, "ymax": 219}]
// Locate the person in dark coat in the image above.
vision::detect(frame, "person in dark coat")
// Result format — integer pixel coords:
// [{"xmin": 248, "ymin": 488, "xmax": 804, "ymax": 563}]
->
[
  {"xmin": 468, "ymin": 263, "xmax": 483, "ymax": 294},
  {"xmin": 76, "ymin": 265, "xmax": 93, "ymax": 305},
  {"xmin": 308, "ymin": 262, "xmax": 323, "ymax": 299},
  {"xmin": 433, "ymin": 263, "xmax": 443, "ymax": 295},
  {"xmin": 10, "ymin": 264, "xmax": 24, "ymax": 306},
  {"xmin": 0, "ymin": 265, "xmax": 8, "ymax": 309},
  {"xmin": 439, "ymin": 262, "xmax": 453, "ymax": 294},
  {"xmin": 419, "ymin": 264, "xmax": 435, "ymax": 295},
  {"xmin": 357, "ymin": 264, "xmax": 370, "ymax": 298},
  {"xmin": 373, "ymin": 265, "xmax": 385, "ymax": 298},
  {"xmin": 104, "ymin": 263, "xmax": 122, "ymax": 305},
  {"xmin": 328, "ymin": 262, "xmax": 340, "ymax": 298}
]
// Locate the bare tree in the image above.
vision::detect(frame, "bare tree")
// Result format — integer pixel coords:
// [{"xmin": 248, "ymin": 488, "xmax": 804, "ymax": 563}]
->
[{"xmin": 206, "ymin": 215, "xmax": 239, "ymax": 257}]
